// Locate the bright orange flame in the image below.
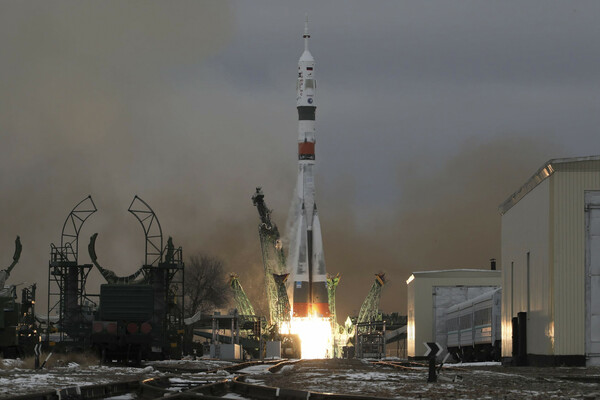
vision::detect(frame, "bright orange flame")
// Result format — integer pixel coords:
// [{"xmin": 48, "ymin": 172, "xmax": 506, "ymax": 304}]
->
[{"xmin": 289, "ymin": 315, "xmax": 332, "ymax": 359}]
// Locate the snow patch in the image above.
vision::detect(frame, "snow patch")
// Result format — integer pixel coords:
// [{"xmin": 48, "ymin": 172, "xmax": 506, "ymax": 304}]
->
[
  {"xmin": 1, "ymin": 358, "xmax": 23, "ymax": 368},
  {"xmin": 237, "ymin": 364, "xmax": 272, "ymax": 374},
  {"xmin": 454, "ymin": 361, "xmax": 502, "ymax": 367}
]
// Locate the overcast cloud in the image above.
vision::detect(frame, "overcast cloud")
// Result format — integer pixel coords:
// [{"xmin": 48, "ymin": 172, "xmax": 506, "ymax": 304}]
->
[{"xmin": 0, "ymin": 1, "xmax": 598, "ymax": 319}]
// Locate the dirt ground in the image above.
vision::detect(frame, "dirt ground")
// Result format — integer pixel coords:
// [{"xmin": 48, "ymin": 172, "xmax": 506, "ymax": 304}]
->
[{"xmin": 258, "ymin": 359, "xmax": 600, "ymax": 399}]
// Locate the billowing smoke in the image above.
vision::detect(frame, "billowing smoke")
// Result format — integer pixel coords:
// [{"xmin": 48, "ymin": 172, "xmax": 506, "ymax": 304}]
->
[
  {"xmin": 0, "ymin": 1, "xmax": 284, "ymax": 316},
  {"xmin": 0, "ymin": 2, "xmax": 570, "ymax": 325},
  {"xmin": 325, "ymin": 135, "xmax": 562, "ymax": 320}
]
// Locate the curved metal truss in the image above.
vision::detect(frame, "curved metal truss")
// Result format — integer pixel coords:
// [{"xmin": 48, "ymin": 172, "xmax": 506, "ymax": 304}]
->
[
  {"xmin": 128, "ymin": 195, "xmax": 163, "ymax": 266},
  {"xmin": 56, "ymin": 195, "xmax": 97, "ymax": 263},
  {"xmin": 48, "ymin": 195, "xmax": 97, "ymax": 345}
]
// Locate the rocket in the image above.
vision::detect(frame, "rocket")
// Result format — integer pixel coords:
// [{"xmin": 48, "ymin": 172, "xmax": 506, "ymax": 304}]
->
[{"xmin": 290, "ymin": 18, "xmax": 330, "ymax": 319}]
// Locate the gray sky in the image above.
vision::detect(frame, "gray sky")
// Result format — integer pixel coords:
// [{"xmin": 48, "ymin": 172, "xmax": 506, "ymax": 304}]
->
[{"xmin": 1, "ymin": 1, "xmax": 599, "ymax": 320}]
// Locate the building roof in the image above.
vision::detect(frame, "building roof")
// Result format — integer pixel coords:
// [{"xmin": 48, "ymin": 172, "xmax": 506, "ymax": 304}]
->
[
  {"xmin": 446, "ymin": 287, "xmax": 501, "ymax": 313},
  {"xmin": 406, "ymin": 268, "xmax": 500, "ymax": 284},
  {"xmin": 498, "ymin": 155, "xmax": 600, "ymax": 216}
]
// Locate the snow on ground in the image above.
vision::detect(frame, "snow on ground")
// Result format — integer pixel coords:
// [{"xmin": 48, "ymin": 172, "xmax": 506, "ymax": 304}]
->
[
  {"xmin": 3, "ymin": 358, "xmax": 600, "ymax": 399},
  {"xmin": 169, "ymin": 370, "xmax": 232, "ymax": 385},
  {"xmin": 148, "ymin": 358, "xmax": 232, "ymax": 366},
  {"xmin": 452, "ymin": 361, "xmax": 502, "ymax": 367},
  {"xmin": 261, "ymin": 359, "xmax": 600, "ymax": 399},
  {"xmin": 145, "ymin": 358, "xmax": 235, "ymax": 372},
  {"xmin": 0, "ymin": 365, "xmax": 163, "ymax": 398},
  {"xmin": 1, "ymin": 358, "xmax": 23, "ymax": 368},
  {"xmin": 104, "ymin": 395, "xmax": 137, "ymax": 400},
  {"xmin": 236, "ymin": 364, "xmax": 274, "ymax": 374},
  {"xmin": 221, "ymin": 393, "xmax": 250, "ymax": 399}
]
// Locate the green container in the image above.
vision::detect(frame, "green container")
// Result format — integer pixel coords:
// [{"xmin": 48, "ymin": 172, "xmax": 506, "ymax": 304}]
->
[{"xmin": 99, "ymin": 284, "xmax": 154, "ymax": 321}]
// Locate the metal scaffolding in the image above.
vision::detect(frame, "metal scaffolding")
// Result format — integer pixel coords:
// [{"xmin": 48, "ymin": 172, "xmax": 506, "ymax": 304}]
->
[
  {"xmin": 251, "ymin": 188, "xmax": 290, "ymax": 327},
  {"xmin": 327, "ymin": 273, "xmax": 340, "ymax": 327},
  {"xmin": 355, "ymin": 320, "xmax": 387, "ymax": 359},
  {"xmin": 357, "ymin": 273, "xmax": 386, "ymax": 332},
  {"xmin": 88, "ymin": 196, "xmax": 185, "ymax": 359},
  {"xmin": 128, "ymin": 195, "xmax": 163, "ymax": 267},
  {"xmin": 229, "ymin": 274, "xmax": 255, "ymax": 317},
  {"xmin": 46, "ymin": 196, "xmax": 97, "ymax": 346},
  {"xmin": 273, "ymin": 273, "xmax": 291, "ymax": 327}
]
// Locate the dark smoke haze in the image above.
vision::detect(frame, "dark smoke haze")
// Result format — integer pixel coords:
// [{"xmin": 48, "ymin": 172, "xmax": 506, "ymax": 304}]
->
[
  {"xmin": 1, "ymin": 1, "xmax": 598, "ymax": 323},
  {"xmin": 328, "ymin": 136, "xmax": 562, "ymax": 319}
]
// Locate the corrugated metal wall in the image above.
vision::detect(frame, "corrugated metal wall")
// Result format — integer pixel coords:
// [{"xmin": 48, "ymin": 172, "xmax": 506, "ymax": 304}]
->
[
  {"xmin": 501, "ymin": 178, "xmax": 551, "ymax": 357},
  {"xmin": 552, "ymin": 161, "xmax": 600, "ymax": 355},
  {"xmin": 407, "ymin": 281, "xmax": 416, "ymax": 356},
  {"xmin": 501, "ymin": 159, "xmax": 600, "ymax": 358}
]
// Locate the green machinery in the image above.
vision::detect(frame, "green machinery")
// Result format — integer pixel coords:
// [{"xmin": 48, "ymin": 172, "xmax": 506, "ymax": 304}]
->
[
  {"xmin": 229, "ymin": 274, "xmax": 255, "ymax": 317},
  {"xmin": 357, "ymin": 273, "xmax": 386, "ymax": 329},
  {"xmin": 327, "ymin": 273, "xmax": 340, "ymax": 328},
  {"xmin": 251, "ymin": 187, "xmax": 290, "ymax": 327},
  {"xmin": 272, "ymin": 273, "xmax": 291, "ymax": 327},
  {"xmin": 343, "ymin": 273, "xmax": 387, "ymax": 359},
  {"xmin": 0, "ymin": 236, "xmax": 38, "ymax": 358}
]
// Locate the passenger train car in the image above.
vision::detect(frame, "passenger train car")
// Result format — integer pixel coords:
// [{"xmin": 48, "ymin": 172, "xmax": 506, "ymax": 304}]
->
[{"xmin": 446, "ymin": 288, "xmax": 501, "ymax": 361}]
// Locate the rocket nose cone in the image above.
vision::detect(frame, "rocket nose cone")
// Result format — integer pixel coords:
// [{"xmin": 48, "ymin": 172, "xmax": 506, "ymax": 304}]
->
[{"xmin": 299, "ymin": 50, "xmax": 314, "ymax": 62}]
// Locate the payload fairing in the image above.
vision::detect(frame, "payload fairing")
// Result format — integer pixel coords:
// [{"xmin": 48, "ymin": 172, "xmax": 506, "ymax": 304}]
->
[{"xmin": 289, "ymin": 19, "xmax": 330, "ymax": 319}]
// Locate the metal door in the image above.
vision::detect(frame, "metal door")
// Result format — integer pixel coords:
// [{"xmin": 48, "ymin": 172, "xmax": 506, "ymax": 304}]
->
[{"xmin": 585, "ymin": 191, "xmax": 600, "ymax": 365}]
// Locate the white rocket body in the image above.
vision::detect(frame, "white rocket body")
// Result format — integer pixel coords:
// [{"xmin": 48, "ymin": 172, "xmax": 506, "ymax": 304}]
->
[{"xmin": 289, "ymin": 20, "xmax": 329, "ymax": 318}]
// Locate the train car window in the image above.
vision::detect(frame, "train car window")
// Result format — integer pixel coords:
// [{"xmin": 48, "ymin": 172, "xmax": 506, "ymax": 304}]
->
[
  {"xmin": 447, "ymin": 317, "xmax": 458, "ymax": 332},
  {"xmin": 474, "ymin": 308, "xmax": 492, "ymax": 326},
  {"xmin": 459, "ymin": 315, "xmax": 472, "ymax": 330}
]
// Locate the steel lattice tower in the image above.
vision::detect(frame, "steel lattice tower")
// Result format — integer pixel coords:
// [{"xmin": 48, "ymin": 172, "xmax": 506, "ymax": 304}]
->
[{"xmin": 229, "ymin": 274, "xmax": 256, "ymax": 317}]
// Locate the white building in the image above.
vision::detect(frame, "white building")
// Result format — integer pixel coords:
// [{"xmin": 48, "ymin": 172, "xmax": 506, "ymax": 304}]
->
[
  {"xmin": 500, "ymin": 156, "xmax": 600, "ymax": 366},
  {"xmin": 406, "ymin": 269, "xmax": 501, "ymax": 359}
]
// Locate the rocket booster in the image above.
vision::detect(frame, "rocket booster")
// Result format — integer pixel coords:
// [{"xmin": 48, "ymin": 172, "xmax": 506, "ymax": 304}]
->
[{"xmin": 290, "ymin": 18, "xmax": 330, "ymax": 318}]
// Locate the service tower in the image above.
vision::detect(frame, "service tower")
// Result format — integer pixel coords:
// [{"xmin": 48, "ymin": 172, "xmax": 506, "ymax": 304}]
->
[{"xmin": 290, "ymin": 18, "xmax": 330, "ymax": 319}]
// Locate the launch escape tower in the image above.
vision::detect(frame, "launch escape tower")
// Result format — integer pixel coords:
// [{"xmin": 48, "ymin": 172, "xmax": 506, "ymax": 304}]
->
[
  {"xmin": 47, "ymin": 196, "xmax": 98, "ymax": 347},
  {"xmin": 252, "ymin": 187, "xmax": 290, "ymax": 327}
]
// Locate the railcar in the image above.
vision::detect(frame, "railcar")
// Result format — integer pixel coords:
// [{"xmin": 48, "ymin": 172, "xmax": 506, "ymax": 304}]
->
[{"xmin": 446, "ymin": 288, "xmax": 501, "ymax": 362}]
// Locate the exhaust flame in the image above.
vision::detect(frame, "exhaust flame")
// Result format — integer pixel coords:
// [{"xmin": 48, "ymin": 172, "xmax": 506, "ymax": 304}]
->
[{"xmin": 288, "ymin": 315, "xmax": 333, "ymax": 359}]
